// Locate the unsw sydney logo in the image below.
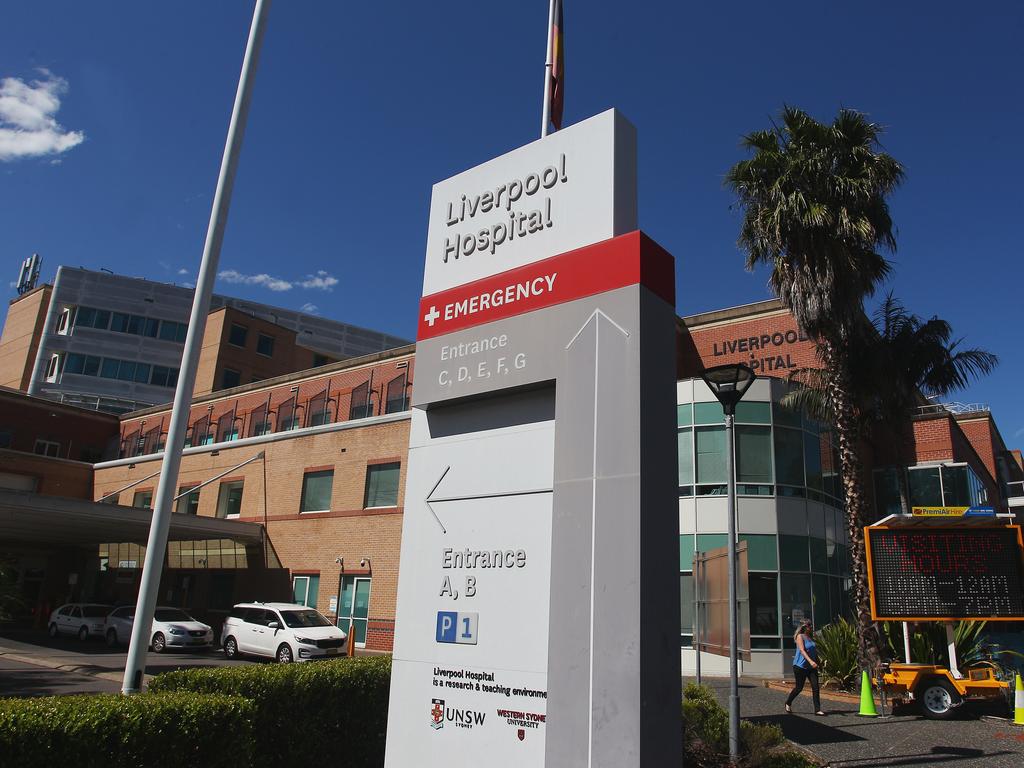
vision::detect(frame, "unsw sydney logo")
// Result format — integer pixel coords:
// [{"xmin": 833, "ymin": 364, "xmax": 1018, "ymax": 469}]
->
[{"xmin": 430, "ymin": 698, "xmax": 486, "ymax": 731}]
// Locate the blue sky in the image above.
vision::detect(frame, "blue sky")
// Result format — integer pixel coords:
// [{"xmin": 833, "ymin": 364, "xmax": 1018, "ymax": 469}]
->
[{"xmin": 2, "ymin": 2, "xmax": 1022, "ymax": 446}]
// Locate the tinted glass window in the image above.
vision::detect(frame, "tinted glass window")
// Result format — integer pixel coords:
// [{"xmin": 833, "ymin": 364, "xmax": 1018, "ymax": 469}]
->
[
  {"xmin": 59, "ymin": 606, "xmax": 72, "ymax": 616},
  {"xmin": 71, "ymin": 607, "xmax": 82, "ymax": 618},
  {"xmin": 281, "ymin": 610, "xmax": 331, "ymax": 628},
  {"xmin": 243, "ymin": 608, "xmax": 267, "ymax": 625},
  {"xmin": 82, "ymin": 606, "xmax": 110, "ymax": 617},
  {"xmin": 154, "ymin": 609, "xmax": 192, "ymax": 622},
  {"xmin": 112, "ymin": 607, "xmax": 134, "ymax": 619},
  {"xmin": 229, "ymin": 323, "xmax": 248, "ymax": 347},
  {"xmin": 229, "ymin": 606, "xmax": 247, "ymax": 619}
]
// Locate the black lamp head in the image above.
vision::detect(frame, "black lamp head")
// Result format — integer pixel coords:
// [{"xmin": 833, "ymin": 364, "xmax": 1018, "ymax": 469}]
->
[{"xmin": 700, "ymin": 363, "xmax": 756, "ymax": 415}]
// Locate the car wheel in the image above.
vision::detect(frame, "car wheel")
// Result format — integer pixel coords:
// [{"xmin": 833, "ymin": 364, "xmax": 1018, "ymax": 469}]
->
[
  {"xmin": 152, "ymin": 632, "xmax": 166, "ymax": 653},
  {"xmin": 78, "ymin": 625, "xmax": 89, "ymax": 641},
  {"xmin": 276, "ymin": 643, "xmax": 293, "ymax": 664},
  {"xmin": 224, "ymin": 636, "xmax": 240, "ymax": 660},
  {"xmin": 920, "ymin": 679, "xmax": 960, "ymax": 720},
  {"xmin": 48, "ymin": 623, "xmax": 58, "ymax": 638},
  {"xmin": 105, "ymin": 628, "xmax": 118, "ymax": 647}
]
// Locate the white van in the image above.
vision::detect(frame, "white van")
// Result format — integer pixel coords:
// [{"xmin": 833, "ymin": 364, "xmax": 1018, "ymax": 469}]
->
[{"xmin": 221, "ymin": 602, "xmax": 347, "ymax": 663}]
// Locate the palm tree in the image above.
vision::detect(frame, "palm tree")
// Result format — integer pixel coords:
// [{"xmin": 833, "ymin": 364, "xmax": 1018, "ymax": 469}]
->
[
  {"xmin": 726, "ymin": 106, "xmax": 904, "ymax": 668},
  {"xmin": 782, "ymin": 295, "xmax": 999, "ymax": 509}
]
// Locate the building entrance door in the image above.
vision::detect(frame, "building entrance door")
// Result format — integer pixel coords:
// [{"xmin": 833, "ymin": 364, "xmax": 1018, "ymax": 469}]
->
[{"xmin": 337, "ymin": 576, "xmax": 370, "ymax": 646}]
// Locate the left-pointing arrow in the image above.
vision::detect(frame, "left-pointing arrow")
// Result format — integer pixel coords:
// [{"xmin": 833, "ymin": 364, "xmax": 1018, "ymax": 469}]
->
[{"xmin": 425, "ymin": 466, "xmax": 451, "ymax": 534}]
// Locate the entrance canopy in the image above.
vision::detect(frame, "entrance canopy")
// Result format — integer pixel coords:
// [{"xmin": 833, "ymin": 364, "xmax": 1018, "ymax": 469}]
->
[{"xmin": 0, "ymin": 489, "xmax": 264, "ymax": 547}]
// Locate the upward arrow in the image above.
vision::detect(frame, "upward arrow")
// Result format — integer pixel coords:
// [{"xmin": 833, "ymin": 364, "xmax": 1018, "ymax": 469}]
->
[
  {"xmin": 566, "ymin": 308, "xmax": 629, "ymax": 349},
  {"xmin": 563, "ymin": 306, "xmax": 630, "ymax": 768}
]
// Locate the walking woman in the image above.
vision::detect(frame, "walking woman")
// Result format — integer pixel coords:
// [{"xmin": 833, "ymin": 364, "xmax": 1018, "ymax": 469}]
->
[{"xmin": 785, "ymin": 619, "xmax": 825, "ymax": 715}]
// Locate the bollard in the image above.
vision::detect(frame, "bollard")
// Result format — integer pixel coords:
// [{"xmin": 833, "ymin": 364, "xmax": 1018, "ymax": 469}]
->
[{"xmin": 1014, "ymin": 674, "xmax": 1024, "ymax": 725}]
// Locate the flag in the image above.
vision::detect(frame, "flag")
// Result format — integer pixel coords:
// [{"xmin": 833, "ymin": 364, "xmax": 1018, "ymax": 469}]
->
[{"xmin": 549, "ymin": 0, "xmax": 564, "ymax": 131}]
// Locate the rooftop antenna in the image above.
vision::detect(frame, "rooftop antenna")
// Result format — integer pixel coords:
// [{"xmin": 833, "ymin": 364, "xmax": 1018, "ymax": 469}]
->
[{"xmin": 16, "ymin": 254, "xmax": 41, "ymax": 295}]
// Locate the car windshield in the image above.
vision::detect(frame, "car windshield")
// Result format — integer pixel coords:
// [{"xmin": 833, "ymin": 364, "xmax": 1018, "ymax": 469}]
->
[
  {"xmin": 280, "ymin": 610, "xmax": 331, "ymax": 628},
  {"xmin": 154, "ymin": 609, "xmax": 193, "ymax": 622},
  {"xmin": 82, "ymin": 606, "xmax": 111, "ymax": 617}
]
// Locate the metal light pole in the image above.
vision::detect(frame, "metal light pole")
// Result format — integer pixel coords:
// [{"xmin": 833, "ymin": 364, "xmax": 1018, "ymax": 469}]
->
[
  {"xmin": 121, "ymin": 0, "xmax": 271, "ymax": 693},
  {"xmin": 701, "ymin": 363, "xmax": 756, "ymax": 764}
]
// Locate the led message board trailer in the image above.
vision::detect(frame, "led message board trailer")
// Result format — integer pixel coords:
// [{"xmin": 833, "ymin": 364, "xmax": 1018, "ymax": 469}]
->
[{"xmin": 864, "ymin": 526, "xmax": 1024, "ymax": 621}]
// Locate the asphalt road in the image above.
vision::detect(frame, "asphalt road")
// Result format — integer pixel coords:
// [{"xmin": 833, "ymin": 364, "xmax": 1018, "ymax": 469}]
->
[
  {"xmin": 0, "ymin": 628, "xmax": 256, "ymax": 698},
  {"xmin": 694, "ymin": 677, "xmax": 1024, "ymax": 768}
]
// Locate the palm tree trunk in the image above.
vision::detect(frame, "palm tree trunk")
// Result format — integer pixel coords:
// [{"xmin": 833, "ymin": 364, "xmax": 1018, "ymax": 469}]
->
[{"xmin": 819, "ymin": 338, "xmax": 882, "ymax": 671}]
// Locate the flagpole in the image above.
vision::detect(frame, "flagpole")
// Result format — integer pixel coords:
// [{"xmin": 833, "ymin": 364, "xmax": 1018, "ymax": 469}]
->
[
  {"xmin": 121, "ymin": 0, "xmax": 271, "ymax": 693},
  {"xmin": 541, "ymin": 0, "xmax": 556, "ymax": 137}
]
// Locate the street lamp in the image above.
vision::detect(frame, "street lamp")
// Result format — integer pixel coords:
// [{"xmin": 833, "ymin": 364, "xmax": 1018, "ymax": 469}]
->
[{"xmin": 700, "ymin": 363, "xmax": 756, "ymax": 764}]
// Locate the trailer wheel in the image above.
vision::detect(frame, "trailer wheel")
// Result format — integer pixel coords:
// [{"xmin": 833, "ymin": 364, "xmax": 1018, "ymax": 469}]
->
[{"xmin": 919, "ymin": 679, "xmax": 960, "ymax": 720}]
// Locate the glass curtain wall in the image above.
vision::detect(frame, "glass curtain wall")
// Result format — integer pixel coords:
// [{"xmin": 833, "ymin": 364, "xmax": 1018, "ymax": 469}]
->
[{"xmin": 678, "ymin": 390, "xmax": 849, "ymax": 655}]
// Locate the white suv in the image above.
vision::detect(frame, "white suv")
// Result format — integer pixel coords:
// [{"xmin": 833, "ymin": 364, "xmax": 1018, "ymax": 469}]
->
[{"xmin": 221, "ymin": 602, "xmax": 348, "ymax": 663}]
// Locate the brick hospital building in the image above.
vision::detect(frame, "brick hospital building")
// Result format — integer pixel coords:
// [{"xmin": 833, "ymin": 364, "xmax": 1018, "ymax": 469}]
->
[{"xmin": 3, "ymin": 282, "xmax": 1022, "ymax": 667}]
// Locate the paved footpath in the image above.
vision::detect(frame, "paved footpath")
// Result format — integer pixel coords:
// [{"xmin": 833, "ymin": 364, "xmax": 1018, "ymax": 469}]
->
[{"xmin": 694, "ymin": 678, "xmax": 1024, "ymax": 768}]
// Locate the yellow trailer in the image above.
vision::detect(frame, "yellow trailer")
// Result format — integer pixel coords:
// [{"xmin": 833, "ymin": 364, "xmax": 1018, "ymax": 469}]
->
[{"xmin": 876, "ymin": 662, "xmax": 1010, "ymax": 720}]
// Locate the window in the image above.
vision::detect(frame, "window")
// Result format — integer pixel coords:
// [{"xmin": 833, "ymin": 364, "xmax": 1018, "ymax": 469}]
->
[
  {"xmin": 134, "ymin": 363, "xmax": 151, "ymax": 383},
  {"xmin": 56, "ymin": 307, "xmax": 72, "ymax": 334},
  {"xmin": 229, "ymin": 323, "xmax": 248, "ymax": 348},
  {"xmin": 33, "ymin": 439, "xmax": 61, "ymax": 458},
  {"xmin": 75, "ymin": 306, "xmax": 96, "ymax": 328},
  {"xmin": 300, "ymin": 470, "xmax": 334, "ymax": 513},
  {"xmin": 216, "ymin": 481, "xmax": 244, "ymax": 518},
  {"xmin": 116, "ymin": 361, "xmax": 137, "ymax": 382},
  {"xmin": 175, "ymin": 486, "xmax": 200, "ymax": 515},
  {"xmin": 0, "ymin": 430, "xmax": 11, "ymax": 449},
  {"xmin": 101, "ymin": 358, "xmax": 120, "ymax": 379},
  {"xmin": 110, "ymin": 312, "xmax": 130, "ymax": 333},
  {"xmin": 45, "ymin": 354, "xmax": 60, "ymax": 382},
  {"xmin": 292, "ymin": 574, "xmax": 320, "ymax": 608},
  {"xmin": 221, "ymin": 368, "xmax": 241, "ymax": 389},
  {"xmin": 735, "ymin": 425, "xmax": 772, "ymax": 493},
  {"xmin": 385, "ymin": 373, "xmax": 408, "ymax": 414},
  {"xmin": 349, "ymin": 380, "xmax": 371, "ymax": 420},
  {"xmin": 150, "ymin": 365, "xmax": 178, "ymax": 387},
  {"xmin": 908, "ymin": 466, "xmax": 942, "ymax": 507},
  {"xmin": 695, "ymin": 425, "xmax": 726, "ymax": 493},
  {"xmin": 773, "ymin": 427, "xmax": 804, "ymax": 487},
  {"xmin": 873, "ymin": 468, "xmax": 902, "ymax": 517},
  {"xmin": 677, "ymin": 427, "xmax": 693, "ymax": 492},
  {"xmin": 257, "ymin": 333, "xmax": 275, "ymax": 357},
  {"xmin": 364, "ymin": 462, "xmax": 400, "ymax": 508},
  {"xmin": 680, "ymin": 572, "xmax": 694, "ymax": 645},
  {"xmin": 749, "ymin": 573, "xmax": 779, "ymax": 637},
  {"xmin": 0, "ymin": 472, "xmax": 38, "ymax": 492},
  {"xmin": 132, "ymin": 490, "xmax": 153, "ymax": 509},
  {"xmin": 159, "ymin": 320, "xmax": 187, "ymax": 343},
  {"xmin": 781, "ymin": 573, "xmax": 812, "ymax": 643}
]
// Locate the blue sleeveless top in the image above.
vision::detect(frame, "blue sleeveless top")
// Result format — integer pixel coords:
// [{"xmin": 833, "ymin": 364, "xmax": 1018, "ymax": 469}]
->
[{"xmin": 794, "ymin": 636, "xmax": 818, "ymax": 668}]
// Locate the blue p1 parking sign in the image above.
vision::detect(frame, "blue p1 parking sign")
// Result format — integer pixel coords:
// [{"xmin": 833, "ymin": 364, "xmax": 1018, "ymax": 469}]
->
[{"xmin": 435, "ymin": 611, "xmax": 478, "ymax": 644}]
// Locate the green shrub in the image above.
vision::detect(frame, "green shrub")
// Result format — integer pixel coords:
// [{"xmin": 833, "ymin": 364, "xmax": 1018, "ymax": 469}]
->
[
  {"xmin": 815, "ymin": 617, "xmax": 859, "ymax": 690},
  {"xmin": 150, "ymin": 656, "xmax": 391, "ymax": 768},
  {"xmin": 682, "ymin": 683, "xmax": 813, "ymax": 767},
  {"xmin": 0, "ymin": 692, "xmax": 253, "ymax": 768}
]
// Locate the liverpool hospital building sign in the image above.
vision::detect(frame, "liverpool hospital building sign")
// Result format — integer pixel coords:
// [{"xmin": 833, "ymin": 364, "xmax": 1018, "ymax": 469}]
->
[{"xmin": 385, "ymin": 110, "xmax": 682, "ymax": 767}]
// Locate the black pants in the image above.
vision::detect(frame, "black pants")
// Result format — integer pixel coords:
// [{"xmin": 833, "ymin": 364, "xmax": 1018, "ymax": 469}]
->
[{"xmin": 785, "ymin": 665, "xmax": 820, "ymax": 711}]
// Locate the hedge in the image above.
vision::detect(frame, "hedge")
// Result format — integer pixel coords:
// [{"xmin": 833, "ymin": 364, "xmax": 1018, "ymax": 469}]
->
[
  {"xmin": 0, "ymin": 691, "xmax": 254, "ymax": 768},
  {"xmin": 150, "ymin": 655, "xmax": 391, "ymax": 768}
]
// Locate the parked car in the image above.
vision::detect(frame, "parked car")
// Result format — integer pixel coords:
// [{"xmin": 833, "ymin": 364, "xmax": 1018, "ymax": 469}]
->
[
  {"xmin": 104, "ymin": 605, "xmax": 214, "ymax": 652},
  {"xmin": 221, "ymin": 602, "xmax": 347, "ymax": 663},
  {"xmin": 47, "ymin": 603, "xmax": 114, "ymax": 641}
]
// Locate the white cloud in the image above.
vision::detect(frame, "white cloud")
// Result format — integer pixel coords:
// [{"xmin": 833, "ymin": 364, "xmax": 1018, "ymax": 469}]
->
[
  {"xmin": 297, "ymin": 270, "xmax": 339, "ymax": 291},
  {"xmin": 299, "ymin": 302, "xmax": 319, "ymax": 315},
  {"xmin": 218, "ymin": 269, "xmax": 293, "ymax": 292},
  {"xmin": 0, "ymin": 69, "xmax": 85, "ymax": 162},
  {"xmin": 177, "ymin": 268, "xmax": 189, "ymax": 275},
  {"xmin": 217, "ymin": 268, "xmax": 340, "ymax": 294}
]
